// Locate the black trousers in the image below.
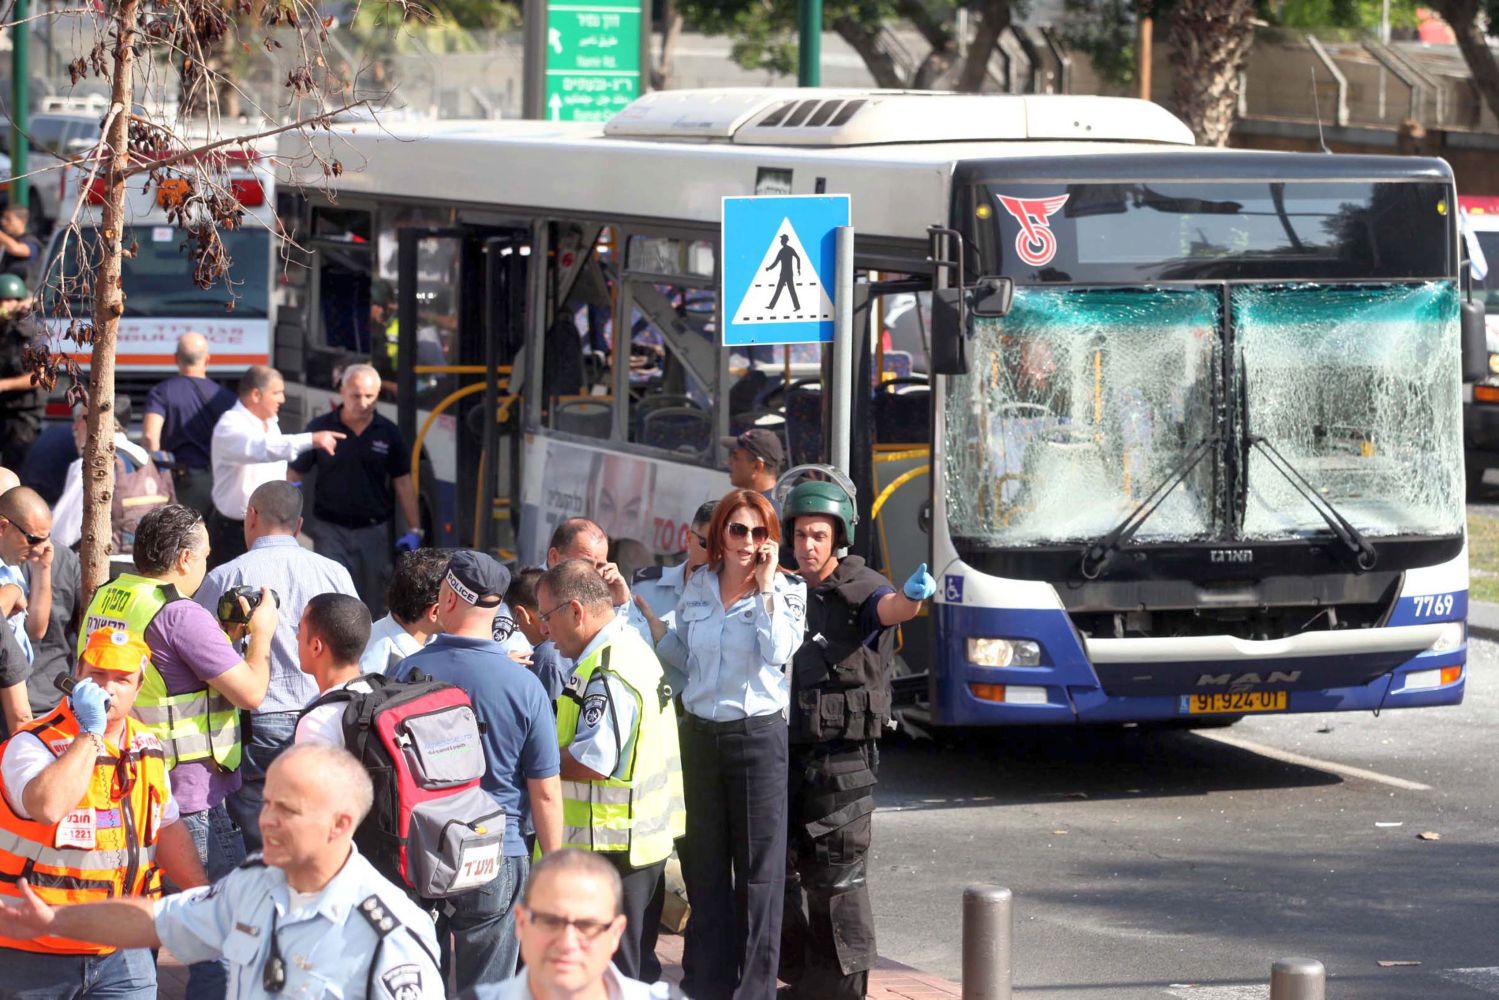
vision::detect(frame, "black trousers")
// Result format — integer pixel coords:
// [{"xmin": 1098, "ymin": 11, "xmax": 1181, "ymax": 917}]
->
[
  {"xmin": 680, "ymin": 712, "xmax": 788, "ymax": 1000},
  {"xmin": 206, "ymin": 509, "xmax": 246, "ymax": 570},
  {"xmin": 171, "ymin": 466, "xmax": 215, "ymax": 521},
  {"xmin": 779, "ymin": 739, "xmax": 879, "ymax": 1000},
  {"xmin": 605, "ymin": 854, "xmax": 667, "ymax": 982}
]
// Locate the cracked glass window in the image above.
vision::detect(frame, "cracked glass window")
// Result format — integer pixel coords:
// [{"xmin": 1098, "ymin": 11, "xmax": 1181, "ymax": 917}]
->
[
  {"xmin": 944, "ymin": 287, "xmax": 1220, "ymax": 545},
  {"xmin": 1236, "ymin": 282, "xmax": 1463, "ymax": 539}
]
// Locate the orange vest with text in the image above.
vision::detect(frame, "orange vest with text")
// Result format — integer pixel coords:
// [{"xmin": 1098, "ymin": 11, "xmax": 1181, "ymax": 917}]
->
[{"xmin": 0, "ymin": 701, "xmax": 169, "ymax": 955}]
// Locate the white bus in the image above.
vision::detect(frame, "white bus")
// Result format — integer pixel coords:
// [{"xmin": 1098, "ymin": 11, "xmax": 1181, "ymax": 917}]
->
[{"xmin": 275, "ymin": 89, "xmax": 1483, "ymax": 729}]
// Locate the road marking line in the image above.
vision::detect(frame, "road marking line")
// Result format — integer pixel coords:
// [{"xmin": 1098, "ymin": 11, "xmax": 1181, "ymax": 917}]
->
[
  {"xmin": 1166, "ymin": 985, "xmax": 1266, "ymax": 999},
  {"xmin": 1441, "ymin": 967, "xmax": 1499, "ymax": 992},
  {"xmin": 1196, "ymin": 731, "xmax": 1433, "ymax": 791}
]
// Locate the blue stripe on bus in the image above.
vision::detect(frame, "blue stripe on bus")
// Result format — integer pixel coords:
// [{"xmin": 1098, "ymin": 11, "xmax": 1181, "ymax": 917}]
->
[{"xmin": 931, "ymin": 601, "xmax": 1466, "ymax": 726}]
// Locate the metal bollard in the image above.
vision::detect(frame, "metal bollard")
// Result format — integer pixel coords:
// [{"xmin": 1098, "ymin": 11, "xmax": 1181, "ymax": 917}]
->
[
  {"xmin": 1270, "ymin": 957, "xmax": 1326, "ymax": 1000},
  {"xmin": 961, "ymin": 884, "xmax": 1012, "ymax": 1000}
]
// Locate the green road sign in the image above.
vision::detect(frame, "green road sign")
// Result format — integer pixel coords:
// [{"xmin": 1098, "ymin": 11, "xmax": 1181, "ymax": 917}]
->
[{"xmin": 544, "ymin": 0, "xmax": 641, "ymax": 123}]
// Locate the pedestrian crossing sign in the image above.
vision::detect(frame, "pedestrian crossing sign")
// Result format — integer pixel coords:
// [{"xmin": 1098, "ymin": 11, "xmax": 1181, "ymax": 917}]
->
[{"xmin": 722, "ymin": 194, "xmax": 850, "ymax": 346}]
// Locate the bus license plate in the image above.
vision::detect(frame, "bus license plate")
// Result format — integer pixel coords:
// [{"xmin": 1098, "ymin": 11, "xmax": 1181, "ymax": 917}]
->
[{"xmin": 1184, "ymin": 691, "xmax": 1288, "ymax": 714}]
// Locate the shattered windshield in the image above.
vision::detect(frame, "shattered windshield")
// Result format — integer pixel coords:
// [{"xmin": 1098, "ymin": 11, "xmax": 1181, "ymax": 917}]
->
[
  {"xmin": 944, "ymin": 287, "xmax": 1220, "ymax": 545},
  {"xmin": 1236, "ymin": 282, "xmax": 1463, "ymax": 539}
]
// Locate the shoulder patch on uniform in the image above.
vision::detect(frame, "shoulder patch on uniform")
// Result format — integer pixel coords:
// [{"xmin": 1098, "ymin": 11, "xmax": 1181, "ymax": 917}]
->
[
  {"xmin": 582, "ymin": 693, "xmax": 607, "ymax": 728},
  {"xmin": 379, "ymin": 963, "xmax": 424, "ymax": 1000},
  {"xmin": 492, "ymin": 614, "xmax": 516, "ymax": 642},
  {"xmin": 633, "ymin": 565, "xmax": 664, "ymax": 584},
  {"xmin": 356, "ymin": 894, "xmax": 401, "ymax": 938},
  {"xmin": 784, "ymin": 594, "xmax": 806, "ymax": 618}
]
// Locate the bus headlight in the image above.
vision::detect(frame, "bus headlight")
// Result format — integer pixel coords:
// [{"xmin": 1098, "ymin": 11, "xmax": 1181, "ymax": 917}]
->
[
  {"xmin": 1427, "ymin": 621, "xmax": 1464, "ymax": 653},
  {"xmin": 966, "ymin": 638, "xmax": 1042, "ymax": 667}
]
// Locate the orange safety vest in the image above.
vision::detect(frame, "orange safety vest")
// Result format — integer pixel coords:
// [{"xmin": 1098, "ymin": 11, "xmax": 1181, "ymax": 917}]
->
[{"xmin": 0, "ymin": 701, "xmax": 169, "ymax": 955}]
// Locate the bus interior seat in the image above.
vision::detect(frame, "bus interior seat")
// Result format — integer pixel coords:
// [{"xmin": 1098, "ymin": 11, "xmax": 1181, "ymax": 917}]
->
[
  {"xmin": 874, "ymin": 378, "xmax": 931, "ymax": 444},
  {"xmin": 785, "ymin": 386, "xmax": 824, "ymax": 466},
  {"xmin": 880, "ymin": 351, "xmax": 914, "ymax": 380},
  {"xmin": 729, "ymin": 408, "xmax": 786, "ymax": 440},
  {"xmin": 729, "ymin": 369, "xmax": 769, "ymax": 417},
  {"xmin": 642, "ymin": 407, "xmax": 713, "ymax": 457},
  {"xmin": 554, "ymin": 398, "xmax": 613, "ymax": 438},
  {"xmin": 633, "ymin": 394, "xmax": 703, "ymax": 439}
]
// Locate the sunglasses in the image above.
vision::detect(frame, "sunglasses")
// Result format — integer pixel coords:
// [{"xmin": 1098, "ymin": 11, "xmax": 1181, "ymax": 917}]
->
[
  {"xmin": 524, "ymin": 906, "xmax": 616, "ymax": 941},
  {"xmin": 726, "ymin": 521, "xmax": 770, "ymax": 543},
  {"xmin": 0, "ymin": 515, "xmax": 48, "ymax": 546},
  {"xmin": 690, "ymin": 532, "xmax": 707, "ymax": 547}
]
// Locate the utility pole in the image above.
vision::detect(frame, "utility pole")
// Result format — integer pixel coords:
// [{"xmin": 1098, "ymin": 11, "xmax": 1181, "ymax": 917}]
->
[
  {"xmin": 10, "ymin": 0, "xmax": 30, "ymax": 208},
  {"xmin": 798, "ymin": 0, "xmax": 821, "ymax": 86},
  {"xmin": 523, "ymin": 0, "xmax": 545, "ymax": 119}
]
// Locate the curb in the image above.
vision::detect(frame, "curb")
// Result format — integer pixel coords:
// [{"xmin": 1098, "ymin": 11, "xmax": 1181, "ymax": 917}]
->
[{"xmin": 1470, "ymin": 600, "xmax": 1499, "ymax": 642}]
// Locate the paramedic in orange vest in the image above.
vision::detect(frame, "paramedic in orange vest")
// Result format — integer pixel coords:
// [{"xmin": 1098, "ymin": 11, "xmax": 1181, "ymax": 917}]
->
[{"xmin": 0, "ymin": 628, "xmax": 207, "ymax": 998}]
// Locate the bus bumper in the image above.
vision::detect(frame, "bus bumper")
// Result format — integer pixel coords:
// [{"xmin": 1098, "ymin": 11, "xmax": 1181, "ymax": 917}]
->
[{"xmin": 931, "ymin": 602, "xmax": 1467, "ymax": 727}]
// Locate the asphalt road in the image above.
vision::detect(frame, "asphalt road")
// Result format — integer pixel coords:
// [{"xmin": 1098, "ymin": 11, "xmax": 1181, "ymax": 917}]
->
[{"xmin": 868, "ymin": 637, "xmax": 1499, "ymax": 999}]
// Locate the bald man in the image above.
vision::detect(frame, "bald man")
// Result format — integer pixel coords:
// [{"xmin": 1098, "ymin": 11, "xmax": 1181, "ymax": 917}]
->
[
  {"xmin": 142, "ymin": 332, "xmax": 237, "ymax": 519},
  {"xmin": 289, "ymin": 364, "xmax": 420, "ymax": 616},
  {"xmin": 0, "ymin": 468, "xmax": 19, "ymax": 495}
]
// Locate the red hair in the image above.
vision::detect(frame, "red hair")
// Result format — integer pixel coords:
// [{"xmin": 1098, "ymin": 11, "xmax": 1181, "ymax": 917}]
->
[{"xmin": 705, "ymin": 489, "xmax": 780, "ymax": 566}]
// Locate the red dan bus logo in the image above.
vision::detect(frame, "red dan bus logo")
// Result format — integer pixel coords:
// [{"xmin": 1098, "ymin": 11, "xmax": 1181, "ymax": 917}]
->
[{"xmin": 996, "ymin": 194, "xmax": 1070, "ymax": 267}]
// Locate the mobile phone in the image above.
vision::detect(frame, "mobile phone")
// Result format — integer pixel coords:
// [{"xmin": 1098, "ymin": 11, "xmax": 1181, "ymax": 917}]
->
[
  {"xmin": 54, "ymin": 674, "xmax": 75, "ymax": 695},
  {"xmin": 756, "ymin": 549, "xmax": 768, "ymax": 564}
]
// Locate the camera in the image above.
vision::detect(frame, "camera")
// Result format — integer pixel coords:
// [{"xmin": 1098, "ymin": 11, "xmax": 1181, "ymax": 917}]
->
[{"xmin": 216, "ymin": 585, "xmax": 281, "ymax": 626}]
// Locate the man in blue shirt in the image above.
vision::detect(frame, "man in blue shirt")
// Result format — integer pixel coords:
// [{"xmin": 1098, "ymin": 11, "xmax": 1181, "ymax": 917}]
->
[
  {"xmin": 392, "ymin": 550, "xmax": 562, "ymax": 994},
  {"xmin": 141, "ymin": 333, "xmax": 238, "ymax": 519},
  {"xmin": 195, "ymin": 480, "xmax": 358, "ymax": 852}
]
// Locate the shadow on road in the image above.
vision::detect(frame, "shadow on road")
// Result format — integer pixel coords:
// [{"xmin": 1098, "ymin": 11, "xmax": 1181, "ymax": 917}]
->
[{"xmin": 875, "ymin": 725, "xmax": 1342, "ymax": 810}]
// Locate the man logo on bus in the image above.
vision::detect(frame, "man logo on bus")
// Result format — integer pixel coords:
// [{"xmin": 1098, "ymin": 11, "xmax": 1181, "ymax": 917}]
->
[{"xmin": 996, "ymin": 194, "xmax": 1070, "ymax": 268}]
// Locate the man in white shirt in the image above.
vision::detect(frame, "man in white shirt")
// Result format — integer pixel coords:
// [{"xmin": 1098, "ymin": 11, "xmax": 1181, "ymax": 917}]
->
[
  {"xmin": 207, "ymin": 365, "xmax": 342, "ymax": 569},
  {"xmin": 295, "ymin": 593, "xmax": 376, "ymax": 747},
  {"xmin": 359, "ymin": 548, "xmax": 448, "ymax": 674}
]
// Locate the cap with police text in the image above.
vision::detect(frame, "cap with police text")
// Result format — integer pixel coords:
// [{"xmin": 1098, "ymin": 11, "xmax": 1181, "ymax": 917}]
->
[
  {"xmin": 720, "ymin": 429, "xmax": 784, "ymax": 469},
  {"xmin": 80, "ymin": 628, "xmax": 151, "ymax": 675},
  {"xmin": 445, "ymin": 550, "xmax": 510, "ymax": 608}
]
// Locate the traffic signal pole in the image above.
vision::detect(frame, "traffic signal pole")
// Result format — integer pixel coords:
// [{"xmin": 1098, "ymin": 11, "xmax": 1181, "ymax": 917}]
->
[
  {"xmin": 10, "ymin": 0, "xmax": 29, "ymax": 208},
  {"xmin": 798, "ymin": 0, "xmax": 821, "ymax": 86}
]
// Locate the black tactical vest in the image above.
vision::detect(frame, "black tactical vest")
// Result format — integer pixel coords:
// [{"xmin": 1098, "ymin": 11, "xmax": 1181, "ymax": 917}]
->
[{"xmin": 789, "ymin": 556, "xmax": 897, "ymax": 744}]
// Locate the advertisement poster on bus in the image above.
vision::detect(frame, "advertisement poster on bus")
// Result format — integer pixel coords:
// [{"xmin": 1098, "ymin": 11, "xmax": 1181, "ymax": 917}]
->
[{"xmin": 518, "ymin": 435, "xmax": 730, "ymax": 567}]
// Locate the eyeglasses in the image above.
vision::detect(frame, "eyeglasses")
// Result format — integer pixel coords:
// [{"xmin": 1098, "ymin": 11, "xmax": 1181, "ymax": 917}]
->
[
  {"xmin": 0, "ymin": 515, "xmax": 48, "ymax": 546},
  {"xmin": 523, "ymin": 906, "xmax": 616, "ymax": 941},
  {"xmin": 536, "ymin": 602, "xmax": 573, "ymax": 623},
  {"xmin": 725, "ymin": 521, "xmax": 769, "ymax": 544},
  {"xmin": 690, "ymin": 532, "xmax": 707, "ymax": 547}
]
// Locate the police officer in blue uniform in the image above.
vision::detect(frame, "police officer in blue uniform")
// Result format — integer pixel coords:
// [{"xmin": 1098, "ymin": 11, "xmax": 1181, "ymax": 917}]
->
[
  {"xmin": 0, "ymin": 742, "xmax": 443, "ymax": 999},
  {"xmin": 625, "ymin": 500, "xmax": 715, "ymax": 643},
  {"xmin": 777, "ymin": 479, "xmax": 935, "ymax": 1000}
]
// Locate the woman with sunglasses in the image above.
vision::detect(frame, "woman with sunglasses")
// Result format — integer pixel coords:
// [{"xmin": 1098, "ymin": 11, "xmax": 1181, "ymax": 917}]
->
[{"xmin": 638, "ymin": 489, "xmax": 805, "ymax": 1000}]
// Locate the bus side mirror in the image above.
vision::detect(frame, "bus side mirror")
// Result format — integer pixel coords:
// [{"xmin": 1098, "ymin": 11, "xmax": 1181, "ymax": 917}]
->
[
  {"xmin": 1463, "ymin": 299, "xmax": 1489, "ymax": 384},
  {"xmin": 931, "ymin": 277, "xmax": 1013, "ymax": 376}
]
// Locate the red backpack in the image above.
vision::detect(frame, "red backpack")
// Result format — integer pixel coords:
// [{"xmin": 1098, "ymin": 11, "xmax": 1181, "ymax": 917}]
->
[{"xmin": 300, "ymin": 672, "xmax": 503, "ymax": 898}]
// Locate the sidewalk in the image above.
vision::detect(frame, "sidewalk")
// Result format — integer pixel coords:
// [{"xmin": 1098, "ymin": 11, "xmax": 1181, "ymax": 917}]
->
[{"xmin": 157, "ymin": 933, "xmax": 962, "ymax": 999}]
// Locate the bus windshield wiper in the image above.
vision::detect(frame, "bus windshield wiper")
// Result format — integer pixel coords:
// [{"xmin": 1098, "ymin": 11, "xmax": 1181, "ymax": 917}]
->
[
  {"xmin": 1080, "ymin": 435, "xmax": 1217, "ymax": 580},
  {"xmin": 1247, "ymin": 435, "xmax": 1378, "ymax": 571}
]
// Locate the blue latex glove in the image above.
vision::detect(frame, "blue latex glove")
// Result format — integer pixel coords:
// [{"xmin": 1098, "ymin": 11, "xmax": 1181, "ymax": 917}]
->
[
  {"xmin": 902, "ymin": 562, "xmax": 937, "ymax": 601},
  {"xmin": 70, "ymin": 678, "xmax": 111, "ymax": 735},
  {"xmin": 395, "ymin": 531, "xmax": 422, "ymax": 553}
]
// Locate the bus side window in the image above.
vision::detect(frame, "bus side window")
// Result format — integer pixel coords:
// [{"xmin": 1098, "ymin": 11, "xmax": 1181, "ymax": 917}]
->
[
  {"xmin": 545, "ymin": 228, "xmax": 616, "ymax": 439},
  {"xmin": 625, "ymin": 281, "xmax": 715, "ymax": 459}
]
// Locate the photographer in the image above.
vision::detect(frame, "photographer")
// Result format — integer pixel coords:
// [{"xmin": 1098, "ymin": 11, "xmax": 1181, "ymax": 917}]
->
[
  {"xmin": 77, "ymin": 502, "xmax": 276, "ymax": 1000},
  {"xmin": 194, "ymin": 480, "xmax": 357, "ymax": 853}
]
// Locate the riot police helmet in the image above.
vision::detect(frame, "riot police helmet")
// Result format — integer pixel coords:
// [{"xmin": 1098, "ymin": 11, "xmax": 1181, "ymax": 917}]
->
[
  {"xmin": 783, "ymin": 479, "xmax": 856, "ymax": 547},
  {"xmin": 0, "ymin": 274, "xmax": 28, "ymax": 302}
]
